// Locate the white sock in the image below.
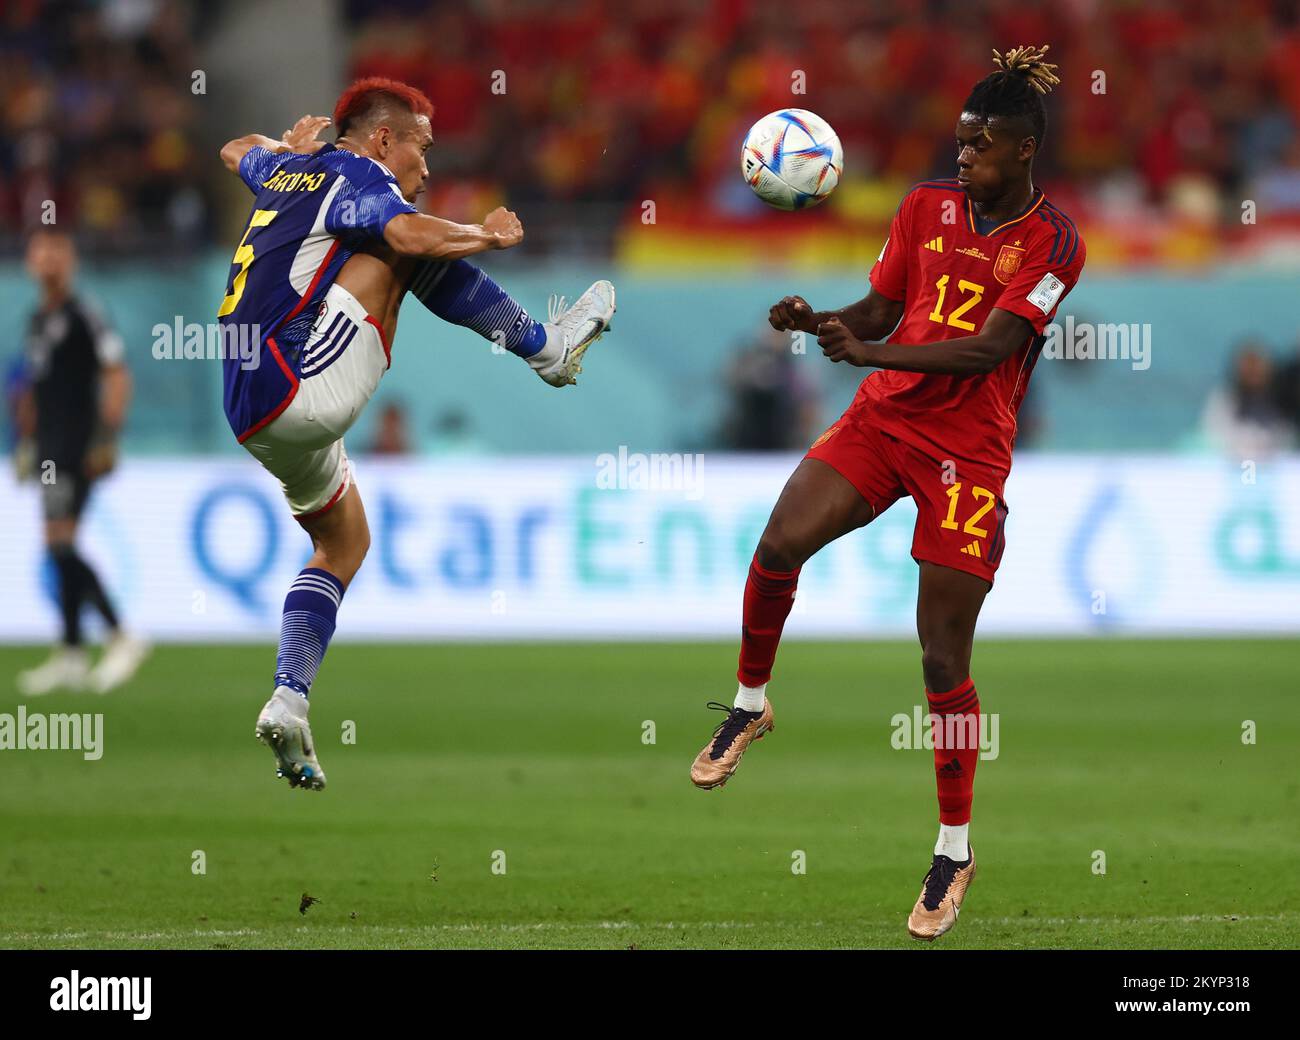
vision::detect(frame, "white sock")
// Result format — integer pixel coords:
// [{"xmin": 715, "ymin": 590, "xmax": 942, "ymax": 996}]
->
[
  {"xmin": 934, "ymin": 823, "xmax": 969, "ymax": 862},
  {"xmin": 734, "ymin": 682, "xmax": 766, "ymax": 713}
]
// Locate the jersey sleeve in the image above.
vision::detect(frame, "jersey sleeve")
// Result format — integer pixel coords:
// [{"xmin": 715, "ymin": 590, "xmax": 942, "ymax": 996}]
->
[
  {"xmin": 868, "ymin": 190, "xmax": 915, "ymax": 301},
  {"xmin": 324, "ymin": 173, "xmax": 418, "ymax": 244},
  {"xmin": 995, "ymin": 232, "xmax": 1087, "ymax": 334},
  {"xmin": 82, "ymin": 299, "xmax": 125, "ymax": 366},
  {"xmin": 237, "ymin": 146, "xmax": 293, "ymax": 194}
]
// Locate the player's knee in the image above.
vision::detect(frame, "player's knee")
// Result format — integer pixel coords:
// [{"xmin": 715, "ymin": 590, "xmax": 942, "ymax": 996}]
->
[
  {"xmin": 44, "ymin": 520, "xmax": 77, "ymax": 547},
  {"xmin": 47, "ymin": 541, "xmax": 78, "ymax": 577},
  {"xmin": 920, "ymin": 644, "xmax": 967, "ymax": 693},
  {"xmin": 332, "ymin": 531, "xmax": 370, "ymax": 586},
  {"xmin": 306, "ymin": 525, "xmax": 369, "ymax": 588},
  {"xmin": 755, "ymin": 525, "xmax": 807, "ymax": 573}
]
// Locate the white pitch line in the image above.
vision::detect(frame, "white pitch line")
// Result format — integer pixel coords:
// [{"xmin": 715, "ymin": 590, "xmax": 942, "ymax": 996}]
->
[
  {"xmin": 0, "ymin": 913, "xmax": 1288, "ymax": 945},
  {"xmin": 0, "ymin": 922, "xmax": 772, "ymax": 942},
  {"xmin": 985, "ymin": 914, "xmax": 1286, "ymax": 926}
]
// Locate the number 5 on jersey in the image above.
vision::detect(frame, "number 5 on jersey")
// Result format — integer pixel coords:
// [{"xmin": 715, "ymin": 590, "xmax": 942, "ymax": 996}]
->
[{"xmin": 218, "ymin": 209, "xmax": 278, "ymax": 317}]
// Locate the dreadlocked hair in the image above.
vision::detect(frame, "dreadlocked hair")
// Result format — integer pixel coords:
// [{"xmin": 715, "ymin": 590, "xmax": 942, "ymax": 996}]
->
[{"xmin": 963, "ymin": 44, "xmax": 1060, "ymax": 146}]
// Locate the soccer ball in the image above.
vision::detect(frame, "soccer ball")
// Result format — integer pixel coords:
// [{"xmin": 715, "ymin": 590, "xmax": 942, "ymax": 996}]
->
[{"xmin": 740, "ymin": 109, "xmax": 843, "ymax": 211}]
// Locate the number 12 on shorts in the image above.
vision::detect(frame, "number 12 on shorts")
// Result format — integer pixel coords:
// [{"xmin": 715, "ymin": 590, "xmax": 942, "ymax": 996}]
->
[{"xmin": 941, "ymin": 483, "xmax": 996, "ymax": 539}]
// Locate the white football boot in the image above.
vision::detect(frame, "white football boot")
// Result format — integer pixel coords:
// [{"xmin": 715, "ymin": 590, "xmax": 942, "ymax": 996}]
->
[
  {"xmin": 529, "ymin": 280, "xmax": 616, "ymax": 387},
  {"xmin": 90, "ymin": 631, "xmax": 151, "ymax": 693},
  {"xmin": 17, "ymin": 646, "xmax": 90, "ymax": 696},
  {"xmin": 255, "ymin": 686, "xmax": 327, "ymax": 791}
]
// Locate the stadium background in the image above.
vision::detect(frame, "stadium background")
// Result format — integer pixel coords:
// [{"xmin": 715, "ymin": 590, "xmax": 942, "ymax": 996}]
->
[
  {"xmin": 0, "ymin": 0, "xmax": 1298, "ymax": 951},
  {"xmin": 3, "ymin": 0, "xmax": 1299, "ymax": 640}
]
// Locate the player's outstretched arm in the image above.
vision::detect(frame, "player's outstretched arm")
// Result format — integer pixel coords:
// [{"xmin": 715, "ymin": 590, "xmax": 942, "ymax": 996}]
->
[
  {"xmin": 817, "ymin": 307, "xmax": 1033, "ymax": 376},
  {"xmin": 220, "ymin": 135, "xmax": 281, "ymax": 173},
  {"xmin": 383, "ymin": 207, "xmax": 523, "ymax": 261},
  {"xmin": 769, "ymin": 288, "xmax": 903, "ymax": 342},
  {"xmin": 218, "ymin": 116, "xmax": 332, "ymax": 173}
]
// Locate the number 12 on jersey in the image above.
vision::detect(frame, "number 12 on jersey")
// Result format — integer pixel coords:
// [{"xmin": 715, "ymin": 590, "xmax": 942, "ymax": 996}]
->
[{"xmin": 927, "ymin": 274, "xmax": 984, "ymax": 333}]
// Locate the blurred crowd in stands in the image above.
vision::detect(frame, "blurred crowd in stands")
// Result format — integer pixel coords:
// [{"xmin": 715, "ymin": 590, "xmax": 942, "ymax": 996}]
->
[
  {"xmin": 5, "ymin": 0, "xmax": 1300, "ymax": 254},
  {"xmin": 344, "ymin": 0, "xmax": 1300, "ymax": 235},
  {"xmin": 0, "ymin": 0, "xmax": 209, "ymax": 254}
]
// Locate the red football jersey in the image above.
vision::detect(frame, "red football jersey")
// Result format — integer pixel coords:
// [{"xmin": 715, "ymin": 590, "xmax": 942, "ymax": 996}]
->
[{"xmin": 858, "ymin": 178, "xmax": 1086, "ymax": 480}]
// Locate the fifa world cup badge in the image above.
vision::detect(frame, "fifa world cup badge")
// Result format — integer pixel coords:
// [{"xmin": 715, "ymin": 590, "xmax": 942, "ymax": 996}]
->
[{"xmin": 994, "ymin": 242, "xmax": 1026, "ymax": 284}]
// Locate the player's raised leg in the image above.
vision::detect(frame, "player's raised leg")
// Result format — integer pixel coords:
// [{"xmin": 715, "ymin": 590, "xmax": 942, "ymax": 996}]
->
[
  {"xmin": 406, "ymin": 258, "xmax": 615, "ymax": 387},
  {"xmin": 907, "ymin": 560, "xmax": 988, "ymax": 940},
  {"xmin": 253, "ymin": 484, "xmax": 369, "ymax": 791},
  {"xmin": 690, "ymin": 457, "xmax": 875, "ymax": 789}
]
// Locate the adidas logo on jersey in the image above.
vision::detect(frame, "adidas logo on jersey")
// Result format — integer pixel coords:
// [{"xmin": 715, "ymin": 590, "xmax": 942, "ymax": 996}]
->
[
  {"xmin": 960, "ymin": 540, "xmax": 982, "ymax": 558},
  {"xmin": 924, "ymin": 236, "xmax": 944, "ymax": 252}
]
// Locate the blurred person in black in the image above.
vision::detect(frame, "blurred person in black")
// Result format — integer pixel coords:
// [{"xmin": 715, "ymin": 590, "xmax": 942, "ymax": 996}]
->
[
  {"xmin": 15, "ymin": 230, "xmax": 149, "ymax": 696},
  {"xmin": 1273, "ymin": 334, "xmax": 1300, "ymax": 438},
  {"xmin": 718, "ymin": 327, "xmax": 820, "ymax": 451},
  {"xmin": 1200, "ymin": 339, "xmax": 1295, "ymax": 458}
]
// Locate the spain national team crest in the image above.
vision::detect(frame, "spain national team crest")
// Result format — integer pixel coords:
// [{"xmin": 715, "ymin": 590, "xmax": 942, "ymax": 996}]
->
[{"xmin": 993, "ymin": 243, "xmax": 1026, "ymax": 284}]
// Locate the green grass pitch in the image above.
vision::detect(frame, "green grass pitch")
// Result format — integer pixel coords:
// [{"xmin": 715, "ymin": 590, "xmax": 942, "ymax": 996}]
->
[{"xmin": 0, "ymin": 639, "xmax": 1296, "ymax": 949}]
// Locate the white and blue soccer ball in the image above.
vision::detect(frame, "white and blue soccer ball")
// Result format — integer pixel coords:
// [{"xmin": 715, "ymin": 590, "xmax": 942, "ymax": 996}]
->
[{"xmin": 741, "ymin": 108, "xmax": 843, "ymax": 211}]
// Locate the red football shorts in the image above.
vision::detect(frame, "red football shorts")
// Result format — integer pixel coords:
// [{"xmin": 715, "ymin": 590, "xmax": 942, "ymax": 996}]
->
[{"xmin": 805, "ymin": 411, "xmax": 1009, "ymax": 585}]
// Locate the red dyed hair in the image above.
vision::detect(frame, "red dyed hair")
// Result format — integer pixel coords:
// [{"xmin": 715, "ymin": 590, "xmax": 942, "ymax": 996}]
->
[{"xmin": 332, "ymin": 77, "xmax": 434, "ymax": 137}]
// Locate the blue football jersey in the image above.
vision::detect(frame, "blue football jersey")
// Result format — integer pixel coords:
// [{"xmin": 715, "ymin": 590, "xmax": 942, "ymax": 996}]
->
[{"xmin": 218, "ymin": 143, "xmax": 416, "ymax": 440}]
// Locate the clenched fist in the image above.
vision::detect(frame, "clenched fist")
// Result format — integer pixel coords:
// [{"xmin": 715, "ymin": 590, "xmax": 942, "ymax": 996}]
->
[
  {"xmin": 484, "ymin": 207, "xmax": 524, "ymax": 249},
  {"xmin": 816, "ymin": 316, "xmax": 872, "ymax": 366},
  {"xmin": 768, "ymin": 295, "xmax": 820, "ymax": 334}
]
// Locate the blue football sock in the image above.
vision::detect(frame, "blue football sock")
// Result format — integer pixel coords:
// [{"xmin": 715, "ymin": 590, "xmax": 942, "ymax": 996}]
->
[
  {"xmin": 407, "ymin": 259, "xmax": 547, "ymax": 358},
  {"xmin": 273, "ymin": 567, "xmax": 344, "ymax": 699}
]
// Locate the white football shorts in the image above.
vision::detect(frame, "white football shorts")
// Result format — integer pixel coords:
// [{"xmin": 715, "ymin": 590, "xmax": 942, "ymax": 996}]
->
[{"xmin": 242, "ymin": 283, "xmax": 391, "ymax": 518}]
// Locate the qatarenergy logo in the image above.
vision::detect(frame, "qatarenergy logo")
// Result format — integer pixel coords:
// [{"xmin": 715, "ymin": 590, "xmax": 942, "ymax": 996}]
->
[
  {"xmin": 0, "ymin": 707, "xmax": 103, "ymax": 761},
  {"xmin": 50, "ymin": 972, "xmax": 150, "ymax": 1020}
]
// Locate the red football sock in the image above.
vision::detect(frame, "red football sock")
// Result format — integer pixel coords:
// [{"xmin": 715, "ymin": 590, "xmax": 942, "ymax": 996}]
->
[
  {"xmin": 926, "ymin": 677, "xmax": 980, "ymax": 825},
  {"xmin": 736, "ymin": 555, "xmax": 800, "ymax": 688}
]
